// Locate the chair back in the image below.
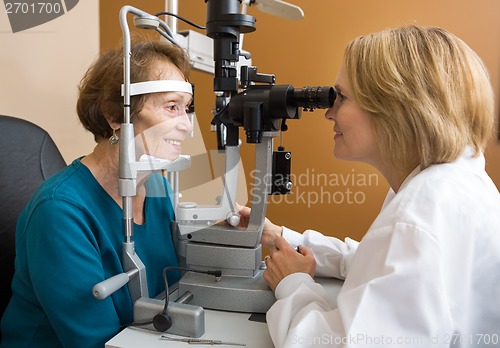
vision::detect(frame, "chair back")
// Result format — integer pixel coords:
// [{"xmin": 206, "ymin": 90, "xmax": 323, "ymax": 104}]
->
[{"xmin": 0, "ymin": 115, "xmax": 66, "ymax": 335}]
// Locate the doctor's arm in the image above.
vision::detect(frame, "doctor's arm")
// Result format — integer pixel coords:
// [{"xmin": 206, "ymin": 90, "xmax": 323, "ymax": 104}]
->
[
  {"xmin": 264, "ymin": 237, "xmax": 316, "ymax": 291},
  {"xmin": 237, "ymin": 205, "xmax": 359, "ymax": 279},
  {"xmin": 265, "ymin": 224, "xmax": 453, "ymax": 348}
]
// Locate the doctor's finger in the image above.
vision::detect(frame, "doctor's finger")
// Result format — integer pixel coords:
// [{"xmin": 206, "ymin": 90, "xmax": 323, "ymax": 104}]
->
[
  {"xmin": 269, "ymin": 246, "xmax": 279, "ymax": 258},
  {"xmin": 263, "ymin": 265, "xmax": 281, "ymax": 292},
  {"xmin": 297, "ymin": 245, "xmax": 316, "ymax": 275},
  {"xmin": 297, "ymin": 245, "xmax": 313, "ymax": 257},
  {"xmin": 274, "ymin": 236, "xmax": 294, "ymax": 252}
]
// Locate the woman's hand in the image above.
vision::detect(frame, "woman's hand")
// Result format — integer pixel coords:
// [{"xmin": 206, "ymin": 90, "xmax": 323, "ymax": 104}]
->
[
  {"xmin": 236, "ymin": 204, "xmax": 282, "ymax": 248},
  {"xmin": 263, "ymin": 237, "xmax": 316, "ymax": 292}
]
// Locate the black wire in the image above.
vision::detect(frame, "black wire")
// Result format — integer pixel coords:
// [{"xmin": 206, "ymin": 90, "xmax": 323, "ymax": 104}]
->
[
  {"xmin": 155, "ymin": 12, "xmax": 206, "ymax": 30},
  {"xmin": 161, "ymin": 266, "xmax": 192, "ymax": 311},
  {"xmin": 154, "ymin": 27, "xmax": 179, "ymax": 47},
  {"xmin": 162, "ymin": 266, "xmax": 222, "ymax": 312},
  {"xmin": 128, "ymin": 266, "xmax": 221, "ymax": 328},
  {"xmin": 129, "ymin": 319, "xmax": 154, "ymax": 327}
]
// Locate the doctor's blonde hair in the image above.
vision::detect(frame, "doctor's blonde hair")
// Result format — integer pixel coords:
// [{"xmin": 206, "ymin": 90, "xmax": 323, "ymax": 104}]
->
[{"xmin": 343, "ymin": 25, "xmax": 494, "ymax": 171}]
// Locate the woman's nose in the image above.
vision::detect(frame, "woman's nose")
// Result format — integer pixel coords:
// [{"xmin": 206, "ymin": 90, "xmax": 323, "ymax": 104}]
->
[
  {"xmin": 324, "ymin": 87, "xmax": 338, "ymax": 121},
  {"xmin": 177, "ymin": 113, "xmax": 194, "ymax": 134},
  {"xmin": 324, "ymin": 106, "xmax": 335, "ymax": 121}
]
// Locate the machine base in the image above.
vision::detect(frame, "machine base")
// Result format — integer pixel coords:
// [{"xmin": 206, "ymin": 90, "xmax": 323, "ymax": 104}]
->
[{"xmin": 178, "ymin": 269, "xmax": 275, "ymax": 313}]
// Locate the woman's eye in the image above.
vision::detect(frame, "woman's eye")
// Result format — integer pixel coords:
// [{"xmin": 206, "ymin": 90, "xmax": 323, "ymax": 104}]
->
[
  {"xmin": 165, "ymin": 103, "xmax": 190, "ymax": 115},
  {"xmin": 337, "ymin": 92, "xmax": 346, "ymax": 102},
  {"xmin": 166, "ymin": 104, "xmax": 178, "ymax": 112}
]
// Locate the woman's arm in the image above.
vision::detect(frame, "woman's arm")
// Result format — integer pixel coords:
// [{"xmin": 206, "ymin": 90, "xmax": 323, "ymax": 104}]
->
[{"xmin": 26, "ymin": 199, "xmax": 127, "ymax": 348}]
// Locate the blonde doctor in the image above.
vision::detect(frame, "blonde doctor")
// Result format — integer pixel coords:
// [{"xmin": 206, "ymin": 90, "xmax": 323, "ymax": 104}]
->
[{"xmin": 240, "ymin": 25, "xmax": 500, "ymax": 347}]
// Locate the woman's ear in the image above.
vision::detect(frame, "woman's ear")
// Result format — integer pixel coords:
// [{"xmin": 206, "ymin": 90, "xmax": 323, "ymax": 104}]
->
[
  {"xmin": 106, "ymin": 119, "xmax": 121, "ymax": 132},
  {"xmin": 101, "ymin": 101, "xmax": 121, "ymax": 131}
]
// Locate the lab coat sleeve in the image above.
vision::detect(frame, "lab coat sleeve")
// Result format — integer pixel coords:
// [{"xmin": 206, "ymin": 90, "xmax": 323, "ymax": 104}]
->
[
  {"xmin": 267, "ymin": 223, "xmax": 453, "ymax": 348},
  {"xmin": 282, "ymin": 227, "xmax": 359, "ymax": 279},
  {"xmin": 267, "ymin": 273, "xmax": 346, "ymax": 348}
]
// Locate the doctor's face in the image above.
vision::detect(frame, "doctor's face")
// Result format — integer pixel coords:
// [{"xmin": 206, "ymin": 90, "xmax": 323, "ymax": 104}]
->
[
  {"xmin": 324, "ymin": 67, "xmax": 381, "ymax": 166},
  {"xmin": 133, "ymin": 62, "xmax": 193, "ymax": 162}
]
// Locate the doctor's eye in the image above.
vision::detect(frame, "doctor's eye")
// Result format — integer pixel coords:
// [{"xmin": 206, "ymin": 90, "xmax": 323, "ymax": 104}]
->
[{"xmin": 337, "ymin": 91, "xmax": 347, "ymax": 102}]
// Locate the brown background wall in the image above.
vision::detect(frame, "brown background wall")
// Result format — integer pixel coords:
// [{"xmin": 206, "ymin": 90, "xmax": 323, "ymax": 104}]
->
[{"xmin": 100, "ymin": 0, "xmax": 500, "ymax": 242}]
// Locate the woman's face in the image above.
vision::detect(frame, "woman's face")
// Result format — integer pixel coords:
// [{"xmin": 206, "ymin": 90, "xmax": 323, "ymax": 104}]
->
[
  {"xmin": 324, "ymin": 67, "xmax": 381, "ymax": 167},
  {"xmin": 133, "ymin": 61, "xmax": 193, "ymax": 162}
]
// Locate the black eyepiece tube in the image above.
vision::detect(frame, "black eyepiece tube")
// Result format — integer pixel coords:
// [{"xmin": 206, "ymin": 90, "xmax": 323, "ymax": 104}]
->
[{"xmin": 293, "ymin": 86, "xmax": 336, "ymax": 110}]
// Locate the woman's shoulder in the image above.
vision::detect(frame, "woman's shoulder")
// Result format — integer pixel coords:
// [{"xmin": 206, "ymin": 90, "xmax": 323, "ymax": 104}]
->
[{"xmin": 24, "ymin": 158, "xmax": 100, "ymax": 212}]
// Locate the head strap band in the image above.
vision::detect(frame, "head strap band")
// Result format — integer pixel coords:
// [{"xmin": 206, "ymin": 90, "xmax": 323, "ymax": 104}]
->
[{"xmin": 121, "ymin": 80, "xmax": 192, "ymax": 96}]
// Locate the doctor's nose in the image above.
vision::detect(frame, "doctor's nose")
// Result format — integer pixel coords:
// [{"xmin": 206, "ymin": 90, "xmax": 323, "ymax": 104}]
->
[
  {"xmin": 324, "ymin": 88, "xmax": 337, "ymax": 121},
  {"xmin": 325, "ymin": 106, "xmax": 335, "ymax": 122}
]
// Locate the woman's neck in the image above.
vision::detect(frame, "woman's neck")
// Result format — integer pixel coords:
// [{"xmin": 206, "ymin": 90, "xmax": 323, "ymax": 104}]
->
[
  {"xmin": 81, "ymin": 141, "xmax": 120, "ymax": 197},
  {"xmin": 81, "ymin": 140, "xmax": 148, "ymax": 224}
]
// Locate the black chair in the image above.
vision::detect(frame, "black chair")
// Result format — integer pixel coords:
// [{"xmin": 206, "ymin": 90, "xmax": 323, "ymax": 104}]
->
[{"xmin": 0, "ymin": 115, "xmax": 66, "ymax": 340}]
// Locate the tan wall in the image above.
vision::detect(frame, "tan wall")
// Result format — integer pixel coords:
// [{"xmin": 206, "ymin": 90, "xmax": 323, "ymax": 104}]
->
[
  {"xmin": 0, "ymin": 1, "xmax": 99, "ymax": 163},
  {"xmin": 100, "ymin": 0, "xmax": 500, "ymax": 242}
]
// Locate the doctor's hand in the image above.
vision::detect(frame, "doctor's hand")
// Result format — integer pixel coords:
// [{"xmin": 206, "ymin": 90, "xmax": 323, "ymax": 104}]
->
[
  {"xmin": 236, "ymin": 204, "xmax": 283, "ymax": 248},
  {"xmin": 263, "ymin": 237, "xmax": 316, "ymax": 292}
]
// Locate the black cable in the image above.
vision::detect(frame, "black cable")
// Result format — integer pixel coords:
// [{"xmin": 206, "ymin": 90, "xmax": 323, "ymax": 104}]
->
[
  {"xmin": 155, "ymin": 11, "xmax": 206, "ymax": 30},
  {"xmin": 154, "ymin": 27, "xmax": 180, "ymax": 48},
  {"xmin": 129, "ymin": 266, "xmax": 221, "ymax": 330},
  {"xmin": 162, "ymin": 266, "xmax": 221, "ymax": 309},
  {"xmin": 129, "ymin": 319, "xmax": 154, "ymax": 327}
]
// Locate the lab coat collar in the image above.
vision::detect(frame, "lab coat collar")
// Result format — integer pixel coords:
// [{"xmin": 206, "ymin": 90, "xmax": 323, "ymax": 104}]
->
[
  {"xmin": 382, "ymin": 146, "xmax": 484, "ymax": 208},
  {"xmin": 399, "ymin": 166, "xmax": 421, "ymax": 192}
]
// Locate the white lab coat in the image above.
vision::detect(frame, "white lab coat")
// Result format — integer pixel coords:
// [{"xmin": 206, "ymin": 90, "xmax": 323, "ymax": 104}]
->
[{"xmin": 268, "ymin": 148, "xmax": 500, "ymax": 347}]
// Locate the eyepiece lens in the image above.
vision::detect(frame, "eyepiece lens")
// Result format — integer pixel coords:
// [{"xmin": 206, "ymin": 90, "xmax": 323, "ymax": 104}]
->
[{"xmin": 293, "ymin": 86, "xmax": 336, "ymax": 110}]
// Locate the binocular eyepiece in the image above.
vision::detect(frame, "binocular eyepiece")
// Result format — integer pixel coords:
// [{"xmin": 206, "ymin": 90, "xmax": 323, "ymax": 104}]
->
[
  {"xmin": 227, "ymin": 84, "xmax": 336, "ymax": 143},
  {"xmin": 293, "ymin": 86, "xmax": 336, "ymax": 111}
]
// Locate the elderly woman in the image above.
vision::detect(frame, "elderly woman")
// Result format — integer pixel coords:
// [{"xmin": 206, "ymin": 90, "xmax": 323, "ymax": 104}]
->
[
  {"xmin": 1, "ymin": 39, "xmax": 193, "ymax": 347},
  {"xmin": 240, "ymin": 25, "xmax": 500, "ymax": 347}
]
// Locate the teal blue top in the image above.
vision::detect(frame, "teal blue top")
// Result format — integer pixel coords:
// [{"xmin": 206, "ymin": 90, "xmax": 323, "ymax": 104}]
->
[{"xmin": 1, "ymin": 158, "xmax": 180, "ymax": 347}]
